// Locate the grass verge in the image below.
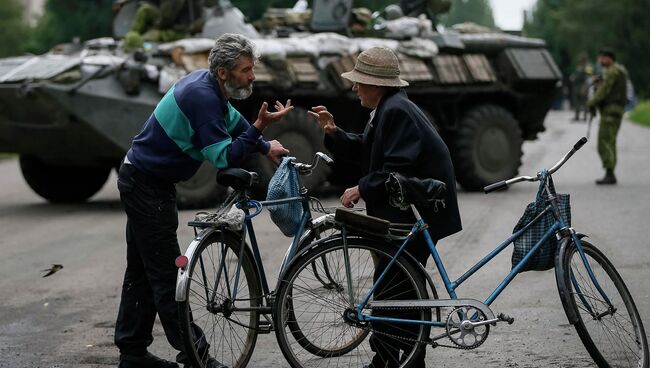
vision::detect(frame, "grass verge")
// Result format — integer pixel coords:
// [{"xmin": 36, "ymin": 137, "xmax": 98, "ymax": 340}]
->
[
  {"xmin": 629, "ymin": 101, "xmax": 650, "ymax": 127},
  {"xmin": 0, "ymin": 153, "xmax": 17, "ymax": 161}
]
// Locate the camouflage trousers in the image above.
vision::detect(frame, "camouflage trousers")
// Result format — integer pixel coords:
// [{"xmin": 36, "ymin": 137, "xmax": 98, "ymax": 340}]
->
[{"xmin": 597, "ymin": 106, "xmax": 624, "ymax": 170}]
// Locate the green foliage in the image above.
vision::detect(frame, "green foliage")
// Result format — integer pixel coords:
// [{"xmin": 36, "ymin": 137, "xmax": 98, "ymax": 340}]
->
[
  {"xmin": 525, "ymin": 0, "xmax": 650, "ymax": 97},
  {"xmin": 27, "ymin": 0, "xmax": 114, "ymax": 54},
  {"xmin": 0, "ymin": 153, "xmax": 18, "ymax": 160},
  {"xmin": 0, "ymin": 0, "xmax": 31, "ymax": 57},
  {"xmin": 441, "ymin": 0, "xmax": 495, "ymax": 29},
  {"xmin": 629, "ymin": 101, "xmax": 650, "ymax": 127}
]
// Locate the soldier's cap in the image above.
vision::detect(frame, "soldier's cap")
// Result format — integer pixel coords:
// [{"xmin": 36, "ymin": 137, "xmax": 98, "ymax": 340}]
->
[
  {"xmin": 341, "ymin": 47, "xmax": 409, "ymax": 87},
  {"xmin": 598, "ymin": 48, "xmax": 616, "ymax": 61}
]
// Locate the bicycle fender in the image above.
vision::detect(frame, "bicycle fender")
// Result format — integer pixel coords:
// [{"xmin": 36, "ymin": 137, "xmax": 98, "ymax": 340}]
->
[
  {"xmin": 278, "ymin": 214, "xmax": 337, "ymax": 275},
  {"xmin": 175, "ymin": 227, "xmax": 217, "ymax": 302},
  {"xmin": 554, "ymin": 232, "xmax": 588, "ymax": 324}
]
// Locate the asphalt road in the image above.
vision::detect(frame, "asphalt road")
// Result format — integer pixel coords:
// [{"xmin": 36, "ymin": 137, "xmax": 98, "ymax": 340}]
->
[{"xmin": 0, "ymin": 110, "xmax": 648, "ymax": 368}]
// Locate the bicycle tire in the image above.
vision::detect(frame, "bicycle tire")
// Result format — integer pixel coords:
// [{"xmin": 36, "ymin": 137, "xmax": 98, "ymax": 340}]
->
[
  {"xmin": 274, "ymin": 237, "xmax": 431, "ymax": 368},
  {"xmin": 179, "ymin": 230, "xmax": 262, "ymax": 368},
  {"xmin": 557, "ymin": 239, "xmax": 649, "ymax": 368},
  {"xmin": 288, "ymin": 221, "xmax": 369, "ymax": 357}
]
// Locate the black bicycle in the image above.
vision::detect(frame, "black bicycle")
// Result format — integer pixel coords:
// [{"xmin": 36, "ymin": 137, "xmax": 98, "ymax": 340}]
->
[{"xmin": 174, "ymin": 152, "xmax": 351, "ymax": 368}]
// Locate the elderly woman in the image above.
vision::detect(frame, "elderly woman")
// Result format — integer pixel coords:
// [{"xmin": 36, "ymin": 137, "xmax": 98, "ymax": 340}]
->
[{"xmin": 310, "ymin": 46, "xmax": 462, "ymax": 367}]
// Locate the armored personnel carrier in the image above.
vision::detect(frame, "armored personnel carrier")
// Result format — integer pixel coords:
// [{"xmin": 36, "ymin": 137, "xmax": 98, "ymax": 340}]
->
[{"xmin": 0, "ymin": 0, "xmax": 561, "ymax": 208}]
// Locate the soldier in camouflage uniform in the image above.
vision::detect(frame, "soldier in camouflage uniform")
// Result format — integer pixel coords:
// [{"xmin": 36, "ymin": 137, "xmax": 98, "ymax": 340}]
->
[
  {"xmin": 119, "ymin": 0, "xmax": 206, "ymax": 48},
  {"xmin": 588, "ymin": 49, "xmax": 628, "ymax": 185}
]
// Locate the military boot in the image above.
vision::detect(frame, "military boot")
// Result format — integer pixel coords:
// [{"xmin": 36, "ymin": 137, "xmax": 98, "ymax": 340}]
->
[{"xmin": 596, "ymin": 169, "xmax": 617, "ymax": 185}]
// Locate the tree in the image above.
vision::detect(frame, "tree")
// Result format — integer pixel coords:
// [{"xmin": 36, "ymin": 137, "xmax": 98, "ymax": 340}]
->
[
  {"xmin": 525, "ymin": 0, "xmax": 650, "ymax": 97},
  {"xmin": 442, "ymin": 0, "xmax": 495, "ymax": 29},
  {"xmin": 27, "ymin": 0, "xmax": 114, "ymax": 54},
  {"xmin": 523, "ymin": 0, "xmax": 570, "ymax": 76},
  {"xmin": 0, "ymin": 0, "xmax": 31, "ymax": 57}
]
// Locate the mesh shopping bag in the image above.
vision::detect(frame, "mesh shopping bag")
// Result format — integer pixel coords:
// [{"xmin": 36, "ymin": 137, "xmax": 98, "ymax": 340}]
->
[
  {"xmin": 511, "ymin": 171, "xmax": 571, "ymax": 271},
  {"xmin": 266, "ymin": 157, "xmax": 303, "ymax": 237}
]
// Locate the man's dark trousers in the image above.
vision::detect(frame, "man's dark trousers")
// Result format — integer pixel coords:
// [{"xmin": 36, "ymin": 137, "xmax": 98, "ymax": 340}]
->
[
  {"xmin": 115, "ymin": 163, "xmax": 205, "ymax": 363},
  {"xmin": 369, "ymin": 235, "xmax": 433, "ymax": 368}
]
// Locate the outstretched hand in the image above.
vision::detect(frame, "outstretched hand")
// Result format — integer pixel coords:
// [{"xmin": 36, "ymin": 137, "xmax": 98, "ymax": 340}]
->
[
  {"xmin": 254, "ymin": 99, "xmax": 293, "ymax": 131},
  {"xmin": 308, "ymin": 106, "xmax": 337, "ymax": 136}
]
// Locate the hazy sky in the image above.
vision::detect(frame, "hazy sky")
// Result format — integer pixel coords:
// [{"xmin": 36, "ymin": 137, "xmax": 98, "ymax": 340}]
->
[{"xmin": 489, "ymin": 0, "xmax": 537, "ymax": 30}]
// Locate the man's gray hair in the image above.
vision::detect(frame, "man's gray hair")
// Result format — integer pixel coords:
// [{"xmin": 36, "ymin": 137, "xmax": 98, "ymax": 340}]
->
[{"xmin": 208, "ymin": 33, "xmax": 258, "ymax": 76}]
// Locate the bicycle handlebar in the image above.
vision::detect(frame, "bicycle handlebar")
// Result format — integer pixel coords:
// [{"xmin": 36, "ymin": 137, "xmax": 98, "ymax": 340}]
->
[
  {"xmin": 484, "ymin": 137, "xmax": 588, "ymax": 194},
  {"xmin": 293, "ymin": 152, "xmax": 334, "ymax": 175}
]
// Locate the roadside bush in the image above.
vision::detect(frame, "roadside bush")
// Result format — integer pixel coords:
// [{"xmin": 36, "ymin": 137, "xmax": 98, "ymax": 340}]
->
[{"xmin": 629, "ymin": 101, "xmax": 650, "ymax": 127}]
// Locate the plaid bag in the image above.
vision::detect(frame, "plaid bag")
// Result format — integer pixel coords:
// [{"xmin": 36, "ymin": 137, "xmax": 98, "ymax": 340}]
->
[
  {"xmin": 511, "ymin": 171, "xmax": 571, "ymax": 271},
  {"xmin": 266, "ymin": 157, "xmax": 303, "ymax": 237}
]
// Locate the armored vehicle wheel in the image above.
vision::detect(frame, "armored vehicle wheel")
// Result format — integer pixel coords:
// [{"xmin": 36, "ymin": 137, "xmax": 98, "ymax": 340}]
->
[
  {"xmin": 452, "ymin": 104, "xmax": 523, "ymax": 191},
  {"xmin": 19, "ymin": 155, "xmax": 111, "ymax": 203},
  {"xmin": 176, "ymin": 162, "xmax": 229, "ymax": 209},
  {"xmin": 247, "ymin": 107, "xmax": 330, "ymax": 198}
]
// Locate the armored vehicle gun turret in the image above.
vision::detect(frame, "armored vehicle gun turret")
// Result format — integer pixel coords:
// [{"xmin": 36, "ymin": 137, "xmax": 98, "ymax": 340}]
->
[{"xmin": 0, "ymin": 0, "xmax": 561, "ymax": 208}]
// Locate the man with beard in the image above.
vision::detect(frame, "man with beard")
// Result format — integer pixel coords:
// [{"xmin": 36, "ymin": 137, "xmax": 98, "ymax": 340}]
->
[{"xmin": 114, "ymin": 33, "xmax": 291, "ymax": 368}]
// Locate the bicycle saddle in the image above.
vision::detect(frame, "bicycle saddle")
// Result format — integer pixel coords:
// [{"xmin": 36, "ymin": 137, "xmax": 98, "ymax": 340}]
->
[
  {"xmin": 385, "ymin": 172, "xmax": 446, "ymax": 209},
  {"xmin": 217, "ymin": 168, "xmax": 259, "ymax": 190}
]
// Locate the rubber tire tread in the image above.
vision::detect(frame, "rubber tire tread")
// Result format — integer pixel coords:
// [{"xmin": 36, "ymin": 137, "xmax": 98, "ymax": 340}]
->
[
  {"xmin": 246, "ymin": 107, "xmax": 330, "ymax": 199},
  {"xmin": 19, "ymin": 155, "xmax": 110, "ymax": 203},
  {"xmin": 273, "ymin": 237, "xmax": 431, "ymax": 368},
  {"xmin": 178, "ymin": 231, "xmax": 262, "ymax": 368},
  {"xmin": 452, "ymin": 104, "xmax": 523, "ymax": 191},
  {"xmin": 558, "ymin": 240, "xmax": 649, "ymax": 368}
]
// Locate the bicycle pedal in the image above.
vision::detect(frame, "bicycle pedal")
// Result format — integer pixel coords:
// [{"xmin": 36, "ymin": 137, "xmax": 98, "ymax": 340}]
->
[
  {"xmin": 497, "ymin": 312, "xmax": 515, "ymax": 325},
  {"xmin": 258, "ymin": 319, "xmax": 272, "ymax": 334}
]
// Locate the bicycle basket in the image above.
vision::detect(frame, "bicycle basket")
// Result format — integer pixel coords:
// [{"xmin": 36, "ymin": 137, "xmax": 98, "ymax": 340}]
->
[
  {"xmin": 512, "ymin": 171, "xmax": 571, "ymax": 272},
  {"xmin": 266, "ymin": 157, "xmax": 303, "ymax": 237}
]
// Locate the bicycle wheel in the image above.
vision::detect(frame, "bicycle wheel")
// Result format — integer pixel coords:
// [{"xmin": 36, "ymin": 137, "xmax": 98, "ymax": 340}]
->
[
  {"xmin": 179, "ymin": 230, "xmax": 262, "ymax": 368},
  {"xmin": 558, "ymin": 239, "xmax": 649, "ymax": 368},
  {"xmin": 285, "ymin": 218, "xmax": 368, "ymax": 357},
  {"xmin": 274, "ymin": 236, "xmax": 431, "ymax": 368}
]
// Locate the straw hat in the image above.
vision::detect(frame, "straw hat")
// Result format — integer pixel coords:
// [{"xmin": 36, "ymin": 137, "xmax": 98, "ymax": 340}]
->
[{"xmin": 341, "ymin": 47, "xmax": 409, "ymax": 87}]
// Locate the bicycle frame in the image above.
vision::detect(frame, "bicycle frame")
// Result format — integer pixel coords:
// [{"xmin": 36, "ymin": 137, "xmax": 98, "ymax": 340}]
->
[
  {"xmin": 232, "ymin": 193, "xmax": 314, "ymax": 301},
  {"xmin": 355, "ymin": 180, "xmax": 611, "ymax": 329}
]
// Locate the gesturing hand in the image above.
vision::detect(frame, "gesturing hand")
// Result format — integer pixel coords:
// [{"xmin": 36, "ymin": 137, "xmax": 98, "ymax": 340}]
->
[
  {"xmin": 308, "ymin": 105, "xmax": 337, "ymax": 136},
  {"xmin": 254, "ymin": 99, "xmax": 293, "ymax": 130}
]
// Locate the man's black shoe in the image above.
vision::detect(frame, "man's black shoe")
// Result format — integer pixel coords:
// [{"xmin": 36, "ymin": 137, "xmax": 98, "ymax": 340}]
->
[{"xmin": 119, "ymin": 352, "xmax": 179, "ymax": 368}]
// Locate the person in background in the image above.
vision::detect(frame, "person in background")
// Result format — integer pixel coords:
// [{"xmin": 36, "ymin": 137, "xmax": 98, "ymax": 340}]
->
[
  {"xmin": 570, "ymin": 54, "xmax": 594, "ymax": 122},
  {"xmin": 588, "ymin": 48, "xmax": 628, "ymax": 185}
]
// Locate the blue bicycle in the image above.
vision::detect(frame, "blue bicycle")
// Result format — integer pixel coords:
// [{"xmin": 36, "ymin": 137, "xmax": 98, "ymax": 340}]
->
[{"xmin": 273, "ymin": 138, "xmax": 649, "ymax": 368}]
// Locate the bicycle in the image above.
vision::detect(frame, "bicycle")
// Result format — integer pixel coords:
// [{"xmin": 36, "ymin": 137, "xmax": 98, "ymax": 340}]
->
[
  {"xmin": 273, "ymin": 137, "xmax": 649, "ymax": 368},
  {"xmin": 174, "ymin": 152, "xmax": 351, "ymax": 368}
]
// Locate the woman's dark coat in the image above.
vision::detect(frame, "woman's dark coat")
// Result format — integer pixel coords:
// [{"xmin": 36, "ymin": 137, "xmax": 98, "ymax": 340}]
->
[{"xmin": 325, "ymin": 89, "xmax": 462, "ymax": 241}]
